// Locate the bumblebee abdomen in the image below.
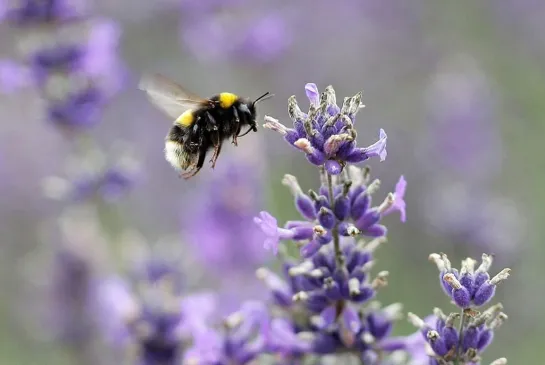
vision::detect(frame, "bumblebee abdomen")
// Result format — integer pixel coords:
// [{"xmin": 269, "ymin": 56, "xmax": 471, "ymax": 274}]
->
[
  {"xmin": 164, "ymin": 140, "xmax": 193, "ymax": 170},
  {"xmin": 175, "ymin": 109, "xmax": 195, "ymax": 127},
  {"xmin": 218, "ymin": 92, "xmax": 238, "ymax": 109}
]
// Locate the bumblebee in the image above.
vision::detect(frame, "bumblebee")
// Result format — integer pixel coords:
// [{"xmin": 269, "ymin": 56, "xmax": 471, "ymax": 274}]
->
[{"xmin": 138, "ymin": 73, "xmax": 272, "ymax": 179}]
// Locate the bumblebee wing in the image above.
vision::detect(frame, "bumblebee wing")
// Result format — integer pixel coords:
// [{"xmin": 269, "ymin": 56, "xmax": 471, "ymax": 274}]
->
[{"xmin": 139, "ymin": 73, "xmax": 209, "ymax": 119}]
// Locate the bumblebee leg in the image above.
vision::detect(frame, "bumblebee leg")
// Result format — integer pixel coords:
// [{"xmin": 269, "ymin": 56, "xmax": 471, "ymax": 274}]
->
[
  {"xmin": 231, "ymin": 107, "xmax": 241, "ymax": 146},
  {"xmin": 181, "ymin": 146, "xmax": 207, "ymax": 179},
  {"xmin": 209, "ymin": 139, "xmax": 223, "ymax": 169},
  {"xmin": 205, "ymin": 111, "xmax": 218, "ymax": 132}
]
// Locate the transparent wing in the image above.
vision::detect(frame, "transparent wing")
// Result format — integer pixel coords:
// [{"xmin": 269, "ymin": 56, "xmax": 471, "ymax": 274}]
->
[{"xmin": 138, "ymin": 73, "xmax": 208, "ymax": 119}]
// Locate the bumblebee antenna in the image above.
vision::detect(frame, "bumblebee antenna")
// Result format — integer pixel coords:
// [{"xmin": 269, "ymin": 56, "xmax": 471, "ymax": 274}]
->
[{"xmin": 253, "ymin": 92, "xmax": 274, "ymax": 105}]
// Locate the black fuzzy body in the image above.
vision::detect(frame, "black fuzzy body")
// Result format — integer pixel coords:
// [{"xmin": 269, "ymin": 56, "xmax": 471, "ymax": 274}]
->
[{"xmin": 165, "ymin": 95, "xmax": 258, "ymax": 174}]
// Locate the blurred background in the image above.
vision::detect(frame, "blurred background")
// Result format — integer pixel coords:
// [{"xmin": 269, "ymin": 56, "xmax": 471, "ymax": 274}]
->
[{"xmin": 0, "ymin": 0, "xmax": 543, "ymax": 364}]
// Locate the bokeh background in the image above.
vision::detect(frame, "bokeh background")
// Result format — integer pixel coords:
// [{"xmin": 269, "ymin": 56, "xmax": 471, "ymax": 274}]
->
[{"xmin": 1, "ymin": 1, "xmax": 544, "ymax": 364}]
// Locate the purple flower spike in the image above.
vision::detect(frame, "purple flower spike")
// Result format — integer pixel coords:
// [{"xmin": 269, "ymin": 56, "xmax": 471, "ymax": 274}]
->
[
  {"xmin": 264, "ymin": 84, "xmax": 387, "ymax": 173},
  {"xmin": 384, "ymin": 175, "xmax": 407, "ymax": 222},
  {"xmin": 409, "ymin": 253, "xmax": 511, "ymax": 364},
  {"xmin": 430, "ymin": 253, "xmax": 510, "ymax": 308},
  {"xmin": 253, "ymin": 82, "xmax": 409, "ymax": 362},
  {"xmin": 1, "ymin": 1, "xmax": 123, "ymax": 131}
]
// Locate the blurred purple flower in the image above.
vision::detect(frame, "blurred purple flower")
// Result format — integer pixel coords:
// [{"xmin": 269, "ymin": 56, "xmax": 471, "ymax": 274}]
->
[
  {"xmin": 423, "ymin": 181, "xmax": 525, "ymax": 260},
  {"xmin": 424, "ymin": 55, "xmax": 502, "ymax": 183},
  {"xmin": 42, "ymin": 144, "xmax": 140, "ymax": 202},
  {"xmin": 383, "ymin": 175, "xmax": 407, "ymax": 222},
  {"xmin": 1, "ymin": 0, "xmax": 87, "ymax": 24},
  {"xmin": 183, "ymin": 301, "xmax": 269, "ymax": 365},
  {"xmin": 264, "ymin": 83, "xmax": 387, "ymax": 175},
  {"xmin": 50, "ymin": 237, "xmax": 98, "ymax": 343},
  {"xmin": 185, "ymin": 159, "xmax": 267, "ymax": 272},
  {"xmin": 38, "ymin": 207, "xmax": 110, "ymax": 363},
  {"xmin": 0, "ymin": 60, "xmax": 31, "ymax": 92},
  {"xmin": 179, "ymin": 1, "xmax": 291, "ymax": 63},
  {"xmin": 1, "ymin": 1, "xmax": 123, "ymax": 130},
  {"xmin": 420, "ymin": 55, "xmax": 524, "ymax": 259},
  {"xmin": 408, "ymin": 304, "xmax": 507, "ymax": 364},
  {"xmin": 97, "ymin": 254, "xmax": 217, "ymax": 365}
]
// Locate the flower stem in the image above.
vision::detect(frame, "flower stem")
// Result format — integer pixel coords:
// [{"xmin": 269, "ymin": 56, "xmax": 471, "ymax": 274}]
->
[
  {"xmin": 454, "ymin": 309, "xmax": 468, "ymax": 365},
  {"xmin": 326, "ymin": 172, "xmax": 344, "ymax": 269}
]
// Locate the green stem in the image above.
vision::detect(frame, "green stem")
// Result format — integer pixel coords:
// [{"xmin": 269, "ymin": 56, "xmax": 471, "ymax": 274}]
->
[
  {"xmin": 326, "ymin": 172, "xmax": 344, "ymax": 269},
  {"xmin": 454, "ymin": 309, "xmax": 468, "ymax": 365}
]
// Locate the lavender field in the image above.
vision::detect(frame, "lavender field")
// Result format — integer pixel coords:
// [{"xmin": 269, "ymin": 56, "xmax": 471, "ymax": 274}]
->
[{"xmin": 0, "ymin": 1, "xmax": 544, "ymax": 365}]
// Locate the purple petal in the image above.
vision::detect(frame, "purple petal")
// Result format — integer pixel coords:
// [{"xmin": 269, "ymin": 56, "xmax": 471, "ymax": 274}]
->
[
  {"xmin": 253, "ymin": 211, "xmax": 278, "ymax": 236},
  {"xmin": 300, "ymin": 240, "xmax": 321, "ymax": 258},
  {"xmin": 362, "ymin": 128, "xmax": 388, "ymax": 161},
  {"xmin": 315, "ymin": 305, "xmax": 337, "ymax": 329},
  {"xmin": 355, "ymin": 208, "xmax": 381, "ymax": 230},
  {"xmin": 305, "ymin": 83, "xmax": 320, "ymax": 106},
  {"xmin": 324, "ymin": 160, "xmax": 342, "ymax": 175},
  {"xmin": 381, "ymin": 337, "xmax": 408, "ymax": 351},
  {"xmin": 254, "ymin": 211, "xmax": 294, "ymax": 255},
  {"xmin": 384, "ymin": 175, "xmax": 407, "ymax": 222},
  {"xmin": 364, "ymin": 224, "xmax": 387, "ymax": 237},
  {"xmin": 341, "ymin": 306, "xmax": 361, "ymax": 333},
  {"xmin": 306, "ymin": 149, "xmax": 327, "ymax": 165}
]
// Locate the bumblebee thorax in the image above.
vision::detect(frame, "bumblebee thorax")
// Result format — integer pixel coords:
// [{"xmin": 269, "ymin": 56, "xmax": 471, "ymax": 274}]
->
[{"xmin": 217, "ymin": 92, "xmax": 239, "ymax": 109}]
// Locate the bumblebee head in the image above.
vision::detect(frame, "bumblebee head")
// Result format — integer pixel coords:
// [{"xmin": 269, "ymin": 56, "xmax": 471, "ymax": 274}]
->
[{"xmin": 236, "ymin": 92, "xmax": 273, "ymax": 137}]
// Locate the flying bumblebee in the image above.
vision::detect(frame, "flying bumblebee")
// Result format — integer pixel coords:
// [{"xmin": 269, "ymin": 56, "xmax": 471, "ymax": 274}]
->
[{"xmin": 138, "ymin": 73, "xmax": 272, "ymax": 179}]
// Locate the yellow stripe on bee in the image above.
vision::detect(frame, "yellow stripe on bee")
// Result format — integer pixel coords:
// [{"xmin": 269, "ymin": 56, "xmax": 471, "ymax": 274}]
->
[
  {"xmin": 175, "ymin": 109, "xmax": 195, "ymax": 127},
  {"xmin": 219, "ymin": 92, "xmax": 238, "ymax": 109}
]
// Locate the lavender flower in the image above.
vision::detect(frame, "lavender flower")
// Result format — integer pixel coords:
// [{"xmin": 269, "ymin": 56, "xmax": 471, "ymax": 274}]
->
[
  {"xmin": 424, "ymin": 55, "xmax": 502, "ymax": 183},
  {"xmin": 183, "ymin": 301, "xmax": 269, "ymax": 365},
  {"xmin": 42, "ymin": 144, "xmax": 139, "ymax": 203},
  {"xmin": 1, "ymin": 1, "xmax": 123, "ymax": 130},
  {"xmin": 251, "ymin": 83, "xmax": 406, "ymax": 362},
  {"xmin": 97, "ymin": 253, "xmax": 217, "ymax": 365},
  {"xmin": 420, "ymin": 55, "xmax": 524, "ymax": 260},
  {"xmin": 254, "ymin": 166, "xmax": 405, "ymax": 258},
  {"xmin": 264, "ymin": 83, "xmax": 387, "ymax": 175},
  {"xmin": 256, "ymin": 237, "xmax": 405, "ymax": 362},
  {"xmin": 179, "ymin": 1, "xmax": 291, "ymax": 63},
  {"xmin": 429, "ymin": 253, "xmax": 510, "ymax": 309},
  {"xmin": 408, "ymin": 306, "xmax": 507, "ymax": 365},
  {"xmin": 406, "ymin": 253, "xmax": 511, "ymax": 365},
  {"xmin": 185, "ymin": 158, "xmax": 267, "ymax": 273},
  {"xmin": 47, "ymin": 207, "xmax": 105, "ymax": 345}
]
